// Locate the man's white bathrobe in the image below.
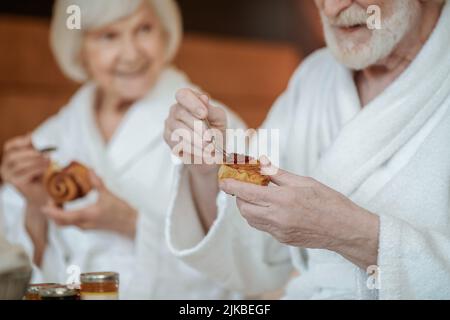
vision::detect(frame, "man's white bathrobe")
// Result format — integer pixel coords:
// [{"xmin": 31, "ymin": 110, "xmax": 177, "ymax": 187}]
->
[
  {"xmin": 166, "ymin": 2, "xmax": 450, "ymax": 299},
  {"xmin": 1, "ymin": 67, "xmax": 240, "ymax": 299}
]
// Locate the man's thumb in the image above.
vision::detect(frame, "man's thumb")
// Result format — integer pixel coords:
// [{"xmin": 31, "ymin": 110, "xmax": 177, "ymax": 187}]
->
[{"xmin": 260, "ymin": 156, "xmax": 295, "ymax": 186}]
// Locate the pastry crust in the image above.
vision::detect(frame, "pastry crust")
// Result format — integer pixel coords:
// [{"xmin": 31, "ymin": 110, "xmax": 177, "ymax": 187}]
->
[
  {"xmin": 218, "ymin": 153, "xmax": 270, "ymax": 186},
  {"xmin": 43, "ymin": 161, "xmax": 92, "ymax": 205}
]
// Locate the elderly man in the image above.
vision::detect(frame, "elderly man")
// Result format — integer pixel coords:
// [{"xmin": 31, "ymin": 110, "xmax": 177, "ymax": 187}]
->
[{"xmin": 163, "ymin": 0, "xmax": 450, "ymax": 299}]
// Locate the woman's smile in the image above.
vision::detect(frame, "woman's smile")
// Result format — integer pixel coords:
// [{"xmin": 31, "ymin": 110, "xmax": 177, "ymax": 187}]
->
[{"xmin": 114, "ymin": 61, "xmax": 151, "ymax": 78}]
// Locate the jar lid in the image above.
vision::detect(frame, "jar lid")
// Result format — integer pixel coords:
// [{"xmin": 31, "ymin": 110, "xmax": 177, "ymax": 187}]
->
[
  {"xmin": 39, "ymin": 286, "xmax": 78, "ymax": 298},
  {"xmin": 26, "ymin": 283, "xmax": 60, "ymax": 295},
  {"xmin": 80, "ymin": 272, "xmax": 119, "ymax": 283}
]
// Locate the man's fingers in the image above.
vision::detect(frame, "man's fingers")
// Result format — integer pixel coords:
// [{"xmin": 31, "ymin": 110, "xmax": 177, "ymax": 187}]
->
[
  {"xmin": 175, "ymin": 89, "xmax": 226, "ymax": 127},
  {"xmin": 199, "ymin": 94, "xmax": 209, "ymax": 105},
  {"xmin": 166, "ymin": 114, "xmax": 207, "ymax": 146},
  {"xmin": 170, "ymin": 139, "xmax": 220, "ymax": 164},
  {"xmin": 166, "ymin": 118, "xmax": 195, "ymax": 143},
  {"xmin": 235, "ymin": 198, "xmax": 275, "ymax": 233},
  {"xmin": 168, "ymin": 125, "xmax": 210, "ymax": 154},
  {"xmin": 207, "ymin": 105, "xmax": 227, "ymax": 128},
  {"xmin": 260, "ymin": 155, "xmax": 313, "ymax": 187},
  {"xmin": 236, "ymin": 198, "xmax": 270, "ymax": 217},
  {"xmin": 175, "ymin": 88, "xmax": 208, "ymax": 119},
  {"xmin": 266, "ymin": 168, "xmax": 297, "ymax": 187},
  {"xmin": 219, "ymin": 179, "xmax": 273, "ymax": 206},
  {"xmin": 171, "ymin": 104, "xmax": 200, "ymax": 131},
  {"xmin": 171, "ymin": 90, "xmax": 227, "ymax": 149},
  {"xmin": 198, "ymin": 94, "xmax": 226, "ymax": 127}
]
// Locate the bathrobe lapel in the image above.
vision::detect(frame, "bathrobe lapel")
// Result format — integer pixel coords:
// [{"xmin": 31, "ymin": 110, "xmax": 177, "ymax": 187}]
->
[
  {"xmin": 311, "ymin": 4, "xmax": 450, "ymax": 200},
  {"xmin": 287, "ymin": 4, "xmax": 450, "ymax": 297}
]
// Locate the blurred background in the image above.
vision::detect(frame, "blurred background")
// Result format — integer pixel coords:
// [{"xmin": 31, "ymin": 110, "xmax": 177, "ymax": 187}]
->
[{"xmin": 0, "ymin": 0, "xmax": 324, "ymax": 161}]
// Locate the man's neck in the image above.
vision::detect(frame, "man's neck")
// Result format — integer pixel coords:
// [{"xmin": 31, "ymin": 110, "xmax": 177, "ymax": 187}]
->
[{"xmin": 355, "ymin": 1, "xmax": 444, "ymax": 107}]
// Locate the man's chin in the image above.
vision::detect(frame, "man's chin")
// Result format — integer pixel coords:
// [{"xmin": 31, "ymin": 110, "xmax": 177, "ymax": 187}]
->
[
  {"xmin": 326, "ymin": 32, "xmax": 392, "ymax": 70},
  {"xmin": 326, "ymin": 43, "xmax": 371, "ymax": 70}
]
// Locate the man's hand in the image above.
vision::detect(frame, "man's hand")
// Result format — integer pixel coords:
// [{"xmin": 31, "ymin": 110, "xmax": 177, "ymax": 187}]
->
[
  {"xmin": 164, "ymin": 88, "xmax": 230, "ymax": 232},
  {"xmin": 219, "ymin": 157, "xmax": 380, "ymax": 270},
  {"xmin": 164, "ymin": 88, "xmax": 228, "ymax": 174}
]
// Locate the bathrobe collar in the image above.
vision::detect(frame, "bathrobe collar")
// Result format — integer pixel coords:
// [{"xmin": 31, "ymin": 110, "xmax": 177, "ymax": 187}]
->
[{"xmin": 312, "ymin": 2, "xmax": 450, "ymax": 198}]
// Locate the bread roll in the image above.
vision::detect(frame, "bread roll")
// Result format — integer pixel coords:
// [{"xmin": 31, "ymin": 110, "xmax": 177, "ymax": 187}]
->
[
  {"xmin": 218, "ymin": 153, "xmax": 270, "ymax": 186},
  {"xmin": 43, "ymin": 161, "xmax": 92, "ymax": 205}
]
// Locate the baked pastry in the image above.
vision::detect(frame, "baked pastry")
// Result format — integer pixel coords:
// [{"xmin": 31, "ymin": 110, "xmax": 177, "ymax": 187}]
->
[
  {"xmin": 43, "ymin": 161, "xmax": 92, "ymax": 205},
  {"xmin": 218, "ymin": 153, "xmax": 270, "ymax": 186}
]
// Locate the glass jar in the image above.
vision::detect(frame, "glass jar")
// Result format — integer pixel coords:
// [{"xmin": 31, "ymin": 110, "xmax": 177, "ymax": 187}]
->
[
  {"xmin": 80, "ymin": 272, "xmax": 119, "ymax": 300},
  {"xmin": 39, "ymin": 286, "xmax": 80, "ymax": 300},
  {"xmin": 23, "ymin": 283, "xmax": 60, "ymax": 300}
]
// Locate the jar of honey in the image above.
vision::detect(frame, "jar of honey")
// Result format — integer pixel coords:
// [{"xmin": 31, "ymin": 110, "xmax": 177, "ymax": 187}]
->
[
  {"xmin": 39, "ymin": 286, "xmax": 80, "ymax": 300},
  {"xmin": 80, "ymin": 272, "xmax": 119, "ymax": 300},
  {"xmin": 23, "ymin": 283, "xmax": 60, "ymax": 300}
]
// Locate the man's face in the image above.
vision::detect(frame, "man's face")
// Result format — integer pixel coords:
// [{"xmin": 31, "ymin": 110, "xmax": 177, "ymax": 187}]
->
[{"xmin": 314, "ymin": 0, "xmax": 421, "ymax": 70}]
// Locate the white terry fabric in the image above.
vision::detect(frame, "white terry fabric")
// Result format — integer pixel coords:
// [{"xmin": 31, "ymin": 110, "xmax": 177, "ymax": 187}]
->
[
  {"xmin": 166, "ymin": 2, "xmax": 450, "ymax": 299},
  {"xmin": 0, "ymin": 67, "xmax": 243, "ymax": 299}
]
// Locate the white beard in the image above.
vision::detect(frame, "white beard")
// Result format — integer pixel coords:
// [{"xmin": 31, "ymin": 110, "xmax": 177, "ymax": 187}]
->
[{"xmin": 321, "ymin": 0, "xmax": 421, "ymax": 70}]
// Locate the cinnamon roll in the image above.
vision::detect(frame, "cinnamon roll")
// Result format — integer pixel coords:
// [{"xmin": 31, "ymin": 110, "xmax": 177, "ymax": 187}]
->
[{"xmin": 43, "ymin": 161, "xmax": 92, "ymax": 205}]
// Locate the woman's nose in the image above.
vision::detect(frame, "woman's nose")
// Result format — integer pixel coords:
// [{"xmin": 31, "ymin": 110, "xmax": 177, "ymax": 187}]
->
[
  {"xmin": 120, "ymin": 37, "xmax": 140, "ymax": 63},
  {"xmin": 321, "ymin": 0, "xmax": 354, "ymax": 18}
]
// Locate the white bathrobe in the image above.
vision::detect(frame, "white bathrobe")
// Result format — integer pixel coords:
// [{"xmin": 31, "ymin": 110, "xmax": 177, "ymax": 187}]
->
[
  {"xmin": 0, "ymin": 67, "xmax": 242, "ymax": 299},
  {"xmin": 166, "ymin": 2, "xmax": 450, "ymax": 300}
]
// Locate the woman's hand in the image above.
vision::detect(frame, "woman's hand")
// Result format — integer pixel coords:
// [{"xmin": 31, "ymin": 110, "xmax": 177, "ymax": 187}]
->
[
  {"xmin": 42, "ymin": 171, "xmax": 137, "ymax": 239},
  {"xmin": 1, "ymin": 134, "xmax": 50, "ymax": 208},
  {"xmin": 219, "ymin": 157, "xmax": 380, "ymax": 270},
  {"xmin": 1, "ymin": 134, "xmax": 52, "ymax": 266}
]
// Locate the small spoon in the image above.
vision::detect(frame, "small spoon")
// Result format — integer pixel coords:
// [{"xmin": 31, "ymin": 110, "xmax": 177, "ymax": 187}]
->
[
  {"xmin": 38, "ymin": 146, "xmax": 58, "ymax": 154},
  {"xmin": 204, "ymin": 118, "xmax": 231, "ymax": 161}
]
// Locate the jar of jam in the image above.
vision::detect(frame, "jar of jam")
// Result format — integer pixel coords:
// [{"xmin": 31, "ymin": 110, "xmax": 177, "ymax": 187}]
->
[
  {"xmin": 80, "ymin": 272, "xmax": 119, "ymax": 300},
  {"xmin": 23, "ymin": 283, "xmax": 60, "ymax": 300},
  {"xmin": 39, "ymin": 286, "xmax": 80, "ymax": 300}
]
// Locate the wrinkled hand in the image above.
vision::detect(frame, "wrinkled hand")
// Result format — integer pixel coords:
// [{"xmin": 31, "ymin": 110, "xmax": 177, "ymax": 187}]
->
[
  {"xmin": 164, "ymin": 88, "xmax": 228, "ymax": 174},
  {"xmin": 1, "ymin": 134, "xmax": 50, "ymax": 208},
  {"xmin": 42, "ymin": 171, "xmax": 137, "ymax": 239},
  {"xmin": 219, "ymin": 157, "xmax": 380, "ymax": 269}
]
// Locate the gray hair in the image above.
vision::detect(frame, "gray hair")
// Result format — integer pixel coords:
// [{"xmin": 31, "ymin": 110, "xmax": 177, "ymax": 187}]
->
[{"xmin": 50, "ymin": 0, "xmax": 182, "ymax": 82}]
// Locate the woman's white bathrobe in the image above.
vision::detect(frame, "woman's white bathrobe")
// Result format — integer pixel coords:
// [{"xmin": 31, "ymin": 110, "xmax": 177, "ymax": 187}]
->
[
  {"xmin": 1, "ymin": 67, "xmax": 241, "ymax": 299},
  {"xmin": 166, "ymin": 2, "xmax": 450, "ymax": 299}
]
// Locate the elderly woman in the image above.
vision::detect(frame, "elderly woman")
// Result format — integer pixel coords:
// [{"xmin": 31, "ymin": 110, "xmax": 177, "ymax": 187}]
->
[
  {"xmin": 164, "ymin": 0, "xmax": 450, "ymax": 299},
  {"xmin": 0, "ymin": 0, "xmax": 242, "ymax": 299}
]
